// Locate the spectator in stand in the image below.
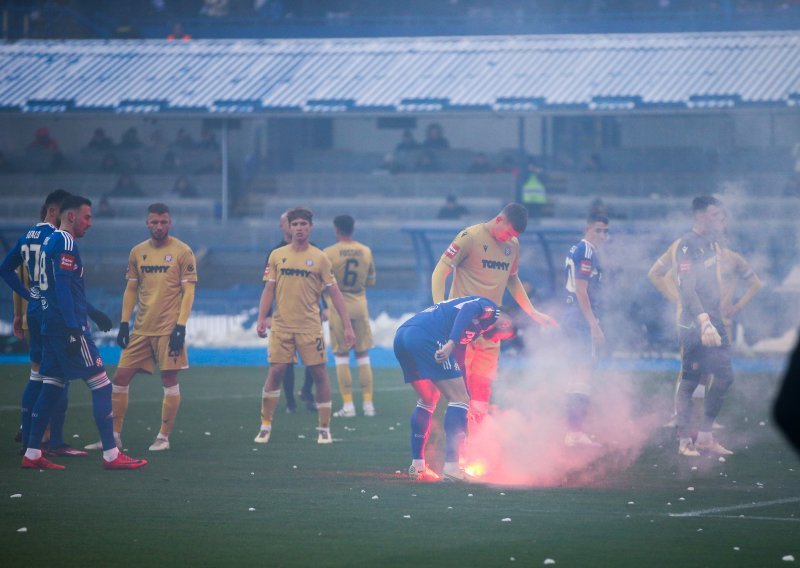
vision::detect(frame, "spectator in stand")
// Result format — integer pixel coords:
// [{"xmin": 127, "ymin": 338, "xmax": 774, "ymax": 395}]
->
[
  {"xmin": 174, "ymin": 128, "xmax": 195, "ymax": 149},
  {"xmin": 161, "ymin": 151, "xmax": 181, "ymax": 173},
  {"xmin": 395, "ymin": 129, "xmax": 420, "ymax": 152},
  {"xmin": 96, "ymin": 196, "xmax": 116, "ymax": 219},
  {"xmin": 87, "ymin": 128, "xmax": 114, "ymax": 151},
  {"xmin": 422, "ymin": 123, "xmax": 450, "ymax": 150},
  {"xmin": 119, "ymin": 127, "xmax": 143, "ymax": 150},
  {"xmin": 437, "ymin": 195, "xmax": 469, "ymax": 220},
  {"xmin": 100, "ymin": 153, "xmax": 122, "ymax": 174},
  {"xmin": 167, "ymin": 22, "xmax": 191, "ymax": 40},
  {"xmin": 29, "ymin": 127, "xmax": 59, "ymax": 152},
  {"xmin": 127, "ymin": 156, "xmax": 145, "ymax": 174},
  {"xmin": 111, "ymin": 173, "xmax": 144, "ymax": 198},
  {"xmin": 415, "ymin": 150, "xmax": 439, "ymax": 172},
  {"xmin": 496, "ymin": 156, "xmax": 520, "ymax": 176},
  {"xmin": 468, "ymin": 153, "xmax": 493, "ymax": 173},
  {"xmin": 197, "ymin": 128, "xmax": 219, "ymax": 150},
  {"xmin": 172, "ymin": 176, "xmax": 198, "ymax": 198}
]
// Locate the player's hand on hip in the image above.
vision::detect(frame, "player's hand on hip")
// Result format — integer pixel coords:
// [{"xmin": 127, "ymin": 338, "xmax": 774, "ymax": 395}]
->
[
  {"xmin": 66, "ymin": 328, "xmax": 82, "ymax": 356},
  {"xmin": 698, "ymin": 314, "xmax": 722, "ymax": 347},
  {"xmin": 435, "ymin": 339, "xmax": 455, "ymax": 363},
  {"xmin": 257, "ymin": 319, "xmax": 269, "ymax": 338},
  {"xmin": 345, "ymin": 327, "xmax": 356, "ymax": 348},
  {"xmin": 169, "ymin": 324, "xmax": 186, "ymax": 353},
  {"xmin": 12, "ymin": 316, "xmax": 24, "ymax": 340},
  {"xmin": 116, "ymin": 322, "xmax": 130, "ymax": 349}
]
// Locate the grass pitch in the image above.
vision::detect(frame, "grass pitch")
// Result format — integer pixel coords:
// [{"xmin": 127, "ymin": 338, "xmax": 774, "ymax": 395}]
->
[{"xmin": 1, "ymin": 364, "xmax": 798, "ymax": 567}]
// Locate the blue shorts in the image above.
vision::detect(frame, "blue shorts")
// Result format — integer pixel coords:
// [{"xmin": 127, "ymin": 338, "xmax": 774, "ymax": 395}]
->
[
  {"xmin": 393, "ymin": 326, "xmax": 462, "ymax": 383},
  {"xmin": 26, "ymin": 311, "xmax": 43, "ymax": 365},
  {"xmin": 40, "ymin": 331, "xmax": 106, "ymax": 381}
]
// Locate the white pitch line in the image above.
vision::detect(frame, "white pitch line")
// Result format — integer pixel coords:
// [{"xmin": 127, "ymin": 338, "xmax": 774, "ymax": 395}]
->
[
  {"xmin": 669, "ymin": 497, "xmax": 800, "ymax": 517},
  {"xmin": 700, "ymin": 515, "xmax": 800, "ymax": 523}
]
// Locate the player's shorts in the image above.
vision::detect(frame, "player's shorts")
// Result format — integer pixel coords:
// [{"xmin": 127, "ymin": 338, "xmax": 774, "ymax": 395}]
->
[
  {"xmin": 328, "ymin": 309, "xmax": 373, "ymax": 354},
  {"xmin": 40, "ymin": 331, "xmax": 106, "ymax": 381},
  {"xmin": 118, "ymin": 333, "xmax": 189, "ymax": 374},
  {"xmin": 26, "ymin": 311, "xmax": 43, "ymax": 365},
  {"xmin": 268, "ymin": 328, "xmax": 327, "ymax": 366},
  {"xmin": 463, "ymin": 335, "xmax": 501, "ymax": 382},
  {"xmin": 680, "ymin": 319, "xmax": 732, "ymax": 384},
  {"xmin": 393, "ymin": 325, "xmax": 462, "ymax": 383}
]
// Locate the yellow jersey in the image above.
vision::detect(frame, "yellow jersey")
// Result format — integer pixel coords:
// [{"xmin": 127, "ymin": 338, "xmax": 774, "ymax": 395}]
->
[
  {"xmin": 323, "ymin": 240, "xmax": 375, "ymax": 319},
  {"xmin": 264, "ymin": 244, "xmax": 336, "ymax": 333},
  {"xmin": 126, "ymin": 237, "xmax": 197, "ymax": 336},
  {"xmin": 441, "ymin": 223, "xmax": 520, "ymax": 305}
]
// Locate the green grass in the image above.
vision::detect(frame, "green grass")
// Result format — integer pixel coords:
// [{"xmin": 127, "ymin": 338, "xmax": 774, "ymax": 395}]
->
[{"xmin": 1, "ymin": 364, "xmax": 798, "ymax": 567}]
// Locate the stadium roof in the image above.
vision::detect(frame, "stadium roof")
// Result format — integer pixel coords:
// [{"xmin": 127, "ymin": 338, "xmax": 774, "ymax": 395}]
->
[{"xmin": 1, "ymin": 31, "xmax": 799, "ymax": 115}]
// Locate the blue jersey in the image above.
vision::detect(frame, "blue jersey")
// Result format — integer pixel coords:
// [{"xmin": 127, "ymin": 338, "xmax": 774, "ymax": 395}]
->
[
  {"xmin": 0, "ymin": 222, "xmax": 57, "ymax": 315},
  {"xmin": 564, "ymin": 239, "xmax": 603, "ymax": 319},
  {"xmin": 39, "ymin": 230, "xmax": 89, "ymax": 336},
  {"xmin": 400, "ymin": 296, "xmax": 498, "ymax": 346}
]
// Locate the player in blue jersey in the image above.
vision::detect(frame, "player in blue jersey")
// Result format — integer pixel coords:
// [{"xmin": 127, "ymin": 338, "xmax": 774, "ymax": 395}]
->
[
  {"xmin": 562, "ymin": 212, "xmax": 609, "ymax": 447},
  {"xmin": 394, "ymin": 296, "xmax": 514, "ymax": 482},
  {"xmin": 0, "ymin": 189, "xmax": 99, "ymax": 457},
  {"xmin": 21, "ymin": 195, "xmax": 146, "ymax": 470},
  {"xmin": 675, "ymin": 196, "xmax": 734, "ymax": 457}
]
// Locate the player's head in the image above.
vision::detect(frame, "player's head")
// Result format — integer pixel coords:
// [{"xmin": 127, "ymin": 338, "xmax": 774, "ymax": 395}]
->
[
  {"xmin": 333, "ymin": 214, "xmax": 355, "ymax": 238},
  {"xmin": 493, "ymin": 203, "xmax": 528, "ymax": 242},
  {"xmin": 59, "ymin": 195, "xmax": 93, "ymax": 238},
  {"xmin": 146, "ymin": 202, "xmax": 172, "ymax": 242},
  {"xmin": 692, "ymin": 195, "xmax": 725, "ymax": 236},
  {"xmin": 41, "ymin": 189, "xmax": 72, "ymax": 224},
  {"xmin": 279, "ymin": 211, "xmax": 291, "ymax": 241},
  {"xmin": 287, "ymin": 207, "xmax": 313, "ymax": 243},
  {"xmin": 584, "ymin": 212, "xmax": 609, "ymax": 247},
  {"xmin": 482, "ymin": 312, "xmax": 516, "ymax": 343}
]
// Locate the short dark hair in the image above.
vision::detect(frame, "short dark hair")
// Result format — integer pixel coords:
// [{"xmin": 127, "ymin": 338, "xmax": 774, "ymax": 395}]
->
[
  {"xmin": 147, "ymin": 202, "xmax": 170, "ymax": 215},
  {"xmin": 287, "ymin": 207, "xmax": 313, "ymax": 223},
  {"xmin": 692, "ymin": 195, "xmax": 721, "ymax": 213},
  {"xmin": 333, "ymin": 214, "xmax": 354, "ymax": 236},
  {"xmin": 44, "ymin": 189, "xmax": 71, "ymax": 209},
  {"xmin": 501, "ymin": 203, "xmax": 528, "ymax": 233},
  {"xmin": 586, "ymin": 212, "xmax": 609, "ymax": 225},
  {"xmin": 60, "ymin": 195, "xmax": 92, "ymax": 212}
]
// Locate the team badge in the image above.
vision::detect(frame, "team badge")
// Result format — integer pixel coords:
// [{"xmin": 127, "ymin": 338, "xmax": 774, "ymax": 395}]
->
[
  {"xmin": 41, "ymin": 299, "xmax": 48, "ymax": 309},
  {"xmin": 165, "ymin": 255, "xmax": 173, "ymax": 262},
  {"xmin": 60, "ymin": 254, "xmax": 75, "ymax": 270},
  {"xmin": 306, "ymin": 259, "xmax": 314, "ymax": 266},
  {"xmin": 504, "ymin": 246, "xmax": 512, "ymax": 256},
  {"xmin": 96, "ymin": 357, "xmax": 103, "ymax": 367}
]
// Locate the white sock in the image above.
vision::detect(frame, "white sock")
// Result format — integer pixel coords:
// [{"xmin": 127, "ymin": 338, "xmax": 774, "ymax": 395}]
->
[
  {"xmin": 25, "ymin": 448, "xmax": 42, "ymax": 460},
  {"xmin": 103, "ymin": 447, "xmax": 120, "ymax": 462},
  {"xmin": 412, "ymin": 458, "xmax": 425, "ymax": 470},
  {"xmin": 342, "ymin": 402, "xmax": 355, "ymax": 411},
  {"xmin": 156, "ymin": 433, "xmax": 169, "ymax": 441}
]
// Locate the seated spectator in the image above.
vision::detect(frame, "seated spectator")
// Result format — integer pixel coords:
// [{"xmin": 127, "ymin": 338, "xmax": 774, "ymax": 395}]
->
[
  {"xmin": 27, "ymin": 127, "xmax": 64, "ymax": 170},
  {"xmin": 29, "ymin": 127, "xmax": 59, "ymax": 152},
  {"xmin": 197, "ymin": 127, "xmax": 219, "ymax": 150},
  {"xmin": 172, "ymin": 175, "xmax": 198, "ymax": 198},
  {"xmin": 167, "ymin": 22, "xmax": 191, "ymax": 40},
  {"xmin": 96, "ymin": 195, "xmax": 116, "ymax": 218},
  {"xmin": 119, "ymin": 127, "xmax": 143, "ymax": 149},
  {"xmin": 437, "ymin": 195, "xmax": 469, "ymax": 220},
  {"xmin": 87, "ymin": 128, "xmax": 114, "ymax": 151},
  {"xmin": 174, "ymin": 128, "xmax": 195, "ymax": 149},
  {"xmin": 395, "ymin": 129, "xmax": 420, "ymax": 152},
  {"xmin": 415, "ymin": 150, "xmax": 439, "ymax": 172},
  {"xmin": 495, "ymin": 156, "xmax": 519, "ymax": 176},
  {"xmin": 467, "ymin": 152, "xmax": 492, "ymax": 173},
  {"xmin": 378, "ymin": 152, "xmax": 405, "ymax": 174},
  {"xmin": 161, "ymin": 150, "xmax": 182, "ymax": 172},
  {"xmin": 126, "ymin": 155, "xmax": 145, "ymax": 174},
  {"xmin": 422, "ymin": 123, "xmax": 450, "ymax": 150},
  {"xmin": 100, "ymin": 152, "xmax": 123, "ymax": 173},
  {"xmin": 196, "ymin": 154, "xmax": 222, "ymax": 174},
  {"xmin": 110, "ymin": 173, "xmax": 144, "ymax": 197}
]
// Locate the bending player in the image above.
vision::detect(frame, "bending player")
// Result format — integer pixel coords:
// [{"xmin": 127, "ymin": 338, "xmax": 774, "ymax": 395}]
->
[
  {"xmin": 431, "ymin": 203, "xmax": 556, "ymax": 426},
  {"xmin": 324, "ymin": 215, "xmax": 377, "ymax": 418},
  {"xmin": 394, "ymin": 296, "xmax": 514, "ymax": 482}
]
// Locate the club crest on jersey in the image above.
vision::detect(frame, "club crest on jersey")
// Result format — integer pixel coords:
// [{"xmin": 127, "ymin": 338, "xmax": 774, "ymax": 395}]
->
[
  {"xmin": 60, "ymin": 254, "xmax": 75, "ymax": 271},
  {"xmin": 95, "ymin": 357, "xmax": 103, "ymax": 367},
  {"xmin": 165, "ymin": 255, "xmax": 173, "ymax": 262},
  {"xmin": 41, "ymin": 298, "xmax": 48, "ymax": 310},
  {"xmin": 504, "ymin": 246, "xmax": 512, "ymax": 256},
  {"xmin": 306, "ymin": 259, "xmax": 314, "ymax": 267},
  {"xmin": 445, "ymin": 243, "xmax": 461, "ymax": 259}
]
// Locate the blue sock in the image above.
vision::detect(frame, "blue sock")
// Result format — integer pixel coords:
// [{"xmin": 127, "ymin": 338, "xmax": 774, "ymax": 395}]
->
[
  {"xmin": 410, "ymin": 403, "xmax": 434, "ymax": 460},
  {"xmin": 21, "ymin": 379, "xmax": 43, "ymax": 448},
  {"xmin": 567, "ymin": 393, "xmax": 590, "ymax": 431},
  {"xmin": 48, "ymin": 382, "xmax": 69, "ymax": 448},
  {"xmin": 91, "ymin": 384, "xmax": 116, "ymax": 451},
  {"xmin": 27, "ymin": 383, "xmax": 63, "ymax": 450},
  {"xmin": 444, "ymin": 402, "xmax": 468, "ymax": 463}
]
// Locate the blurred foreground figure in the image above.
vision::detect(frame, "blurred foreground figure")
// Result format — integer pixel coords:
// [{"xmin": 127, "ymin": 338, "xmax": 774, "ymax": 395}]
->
[{"xmin": 774, "ymin": 331, "xmax": 800, "ymax": 457}]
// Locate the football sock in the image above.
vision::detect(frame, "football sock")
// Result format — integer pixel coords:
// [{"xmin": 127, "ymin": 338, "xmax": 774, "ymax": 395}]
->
[
  {"xmin": 90, "ymin": 382, "xmax": 116, "ymax": 452},
  {"xmin": 356, "ymin": 356, "xmax": 373, "ymax": 403},
  {"xmin": 282, "ymin": 364, "xmax": 296, "ymax": 408},
  {"xmin": 335, "ymin": 355, "xmax": 353, "ymax": 404},
  {"xmin": 28, "ymin": 382, "xmax": 64, "ymax": 450},
  {"xmin": 317, "ymin": 401, "xmax": 332, "ymax": 429},
  {"xmin": 702, "ymin": 370, "xmax": 733, "ymax": 431},
  {"xmin": 410, "ymin": 401, "xmax": 435, "ymax": 460},
  {"xmin": 111, "ymin": 384, "xmax": 130, "ymax": 434},
  {"xmin": 566, "ymin": 393, "xmax": 590, "ymax": 431},
  {"xmin": 48, "ymin": 382, "xmax": 69, "ymax": 448},
  {"xmin": 20, "ymin": 375, "xmax": 44, "ymax": 448},
  {"xmin": 159, "ymin": 385, "xmax": 181, "ymax": 438},
  {"xmin": 261, "ymin": 389, "xmax": 281, "ymax": 427},
  {"xmin": 103, "ymin": 447, "xmax": 120, "ymax": 462},
  {"xmin": 301, "ymin": 367, "xmax": 313, "ymax": 398},
  {"xmin": 412, "ymin": 458, "xmax": 426, "ymax": 470},
  {"xmin": 444, "ymin": 402, "xmax": 469, "ymax": 463}
]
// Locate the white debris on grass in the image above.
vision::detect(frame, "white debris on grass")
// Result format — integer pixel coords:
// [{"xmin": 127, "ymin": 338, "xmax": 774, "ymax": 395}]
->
[
  {"xmin": 467, "ymin": 493, "xmax": 473, "ymax": 497},
  {"xmin": 361, "ymin": 489, "xmax": 366, "ymax": 493},
  {"xmin": 388, "ymin": 427, "xmax": 395, "ymax": 431},
  {"xmin": 627, "ymin": 501, "xmax": 635, "ymax": 505},
  {"xmin": 204, "ymin": 432, "xmax": 211, "ymax": 436},
  {"xmin": 10, "ymin": 494, "xmax": 21, "ymax": 499},
  {"xmin": 691, "ymin": 466, "xmax": 698, "ymax": 471},
  {"xmin": 248, "ymin": 507, "xmax": 256, "ymax": 512},
  {"xmin": 783, "ymin": 555, "xmax": 795, "ymax": 562},
  {"xmin": 403, "ymin": 515, "xmax": 411, "ymax": 519},
  {"xmin": 72, "ymin": 434, "xmax": 79, "ymax": 438},
  {"xmin": 298, "ymin": 435, "xmax": 306, "ymax": 439},
  {"xmin": 733, "ymin": 547, "xmax": 740, "ymax": 551},
  {"xmin": 687, "ymin": 487, "xmax": 695, "ymax": 491},
  {"xmin": 292, "ymin": 465, "xmax": 298, "ymax": 469},
  {"xmin": 543, "ymin": 559, "xmax": 556, "ymax": 565},
  {"xmin": 760, "ymin": 421, "xmax": 766, "ymax": 427},
  {"xmin": 395, "ymin": 470, "xmax": 401, "ymax": 474},
  {"xmin": 17, "ymin": 527, "xmax": 27, "ymax": 533},
  {"xmin": 447, "ymin": 506, "xmax": 453, "ymax": 510},
  {"xmin": 501, "ymin": 518, "xmax": 512, "ymax": 522},
  {"xmin": 719, "ymin": 457, "xmax": 726, "ymax": 463},
  {"xmin": 372, "ymin": 495, "xmax": 379, "ymax": 500}
]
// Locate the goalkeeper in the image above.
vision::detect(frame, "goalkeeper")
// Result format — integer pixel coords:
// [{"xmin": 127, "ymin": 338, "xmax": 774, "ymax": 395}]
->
[
  {"xmin": 674, "ymin": 196, "xmax": 734, "ymax": 457},
  {"xmin": 85, "ymin": 203, "xmax": 197, "ymax": 453}
]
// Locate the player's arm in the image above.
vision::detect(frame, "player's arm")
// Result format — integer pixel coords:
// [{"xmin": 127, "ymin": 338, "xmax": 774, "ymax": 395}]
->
[
  {"xmin": 12, "ymin": 272, "xmax": 24, "ymax": 339},
  {"xmin": 647, "ymin": 251, "xmax": 679, "ymax": 304},
  {"xmin": 431, "ymin": 259, "xmax": 452, "ymax": 304},
  {"xmin": 327, "ymin": 283, "xmax": 355, "ymax": 348},
  {"xmin": 257, "ymin": 280, "xmax": 276, "ymax": 338},
  {"xmin": 366, "ymin": 256, "xmax": 376, "ymax": 287},
  {"xmin": 85, "ymin": 301, "xmax": 112, "ymax": 332},
  {"xmin": 506, "ymin": 274, "xmax": 557, "ymax": 327},
  {"xmin": 574, "ymin": 277, "xmax": 604, "ymax": 349},
  {"xmin": 177, "ymin": 281, "xmax": 196, "ymax": 326},
  {"xmin": 0, "ymin": 243, "xmax": 32, "ymax": 301},
  {"xmin": 732, "ymin": 272, "xmax": 762, "ymax": 314},
  {"xmin": 677, "ymin": 241, "xmax": 721, "ymax": 347}
]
